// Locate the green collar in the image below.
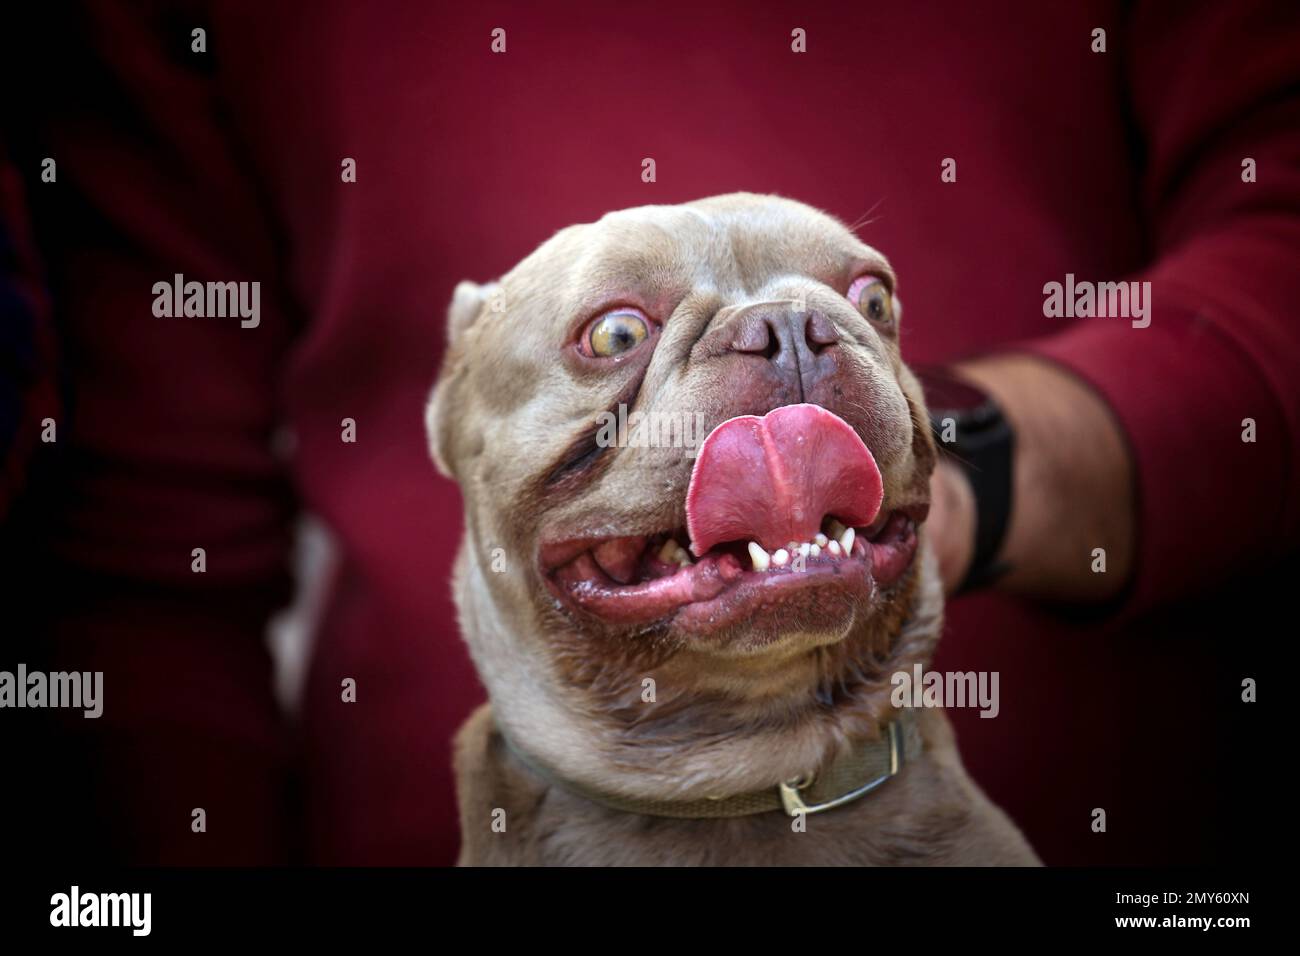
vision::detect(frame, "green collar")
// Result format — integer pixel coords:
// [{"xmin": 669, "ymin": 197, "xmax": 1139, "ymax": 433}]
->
[{"xmin": 502, "ymin": 708, "xmax": 921, "ymax": 819}]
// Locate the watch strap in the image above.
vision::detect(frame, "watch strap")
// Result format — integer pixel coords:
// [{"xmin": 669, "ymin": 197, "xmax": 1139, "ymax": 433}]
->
[
  {"xmin": 956, "ymin": 425, "xmax": 1014, "ymax": 593},
  {"xmin": 918, "ymin": 366, "xmax": 1015, "ymax": 594}
]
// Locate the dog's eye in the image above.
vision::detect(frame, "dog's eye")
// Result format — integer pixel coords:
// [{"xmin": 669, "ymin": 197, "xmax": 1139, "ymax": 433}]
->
[
  {"xmin": 847, "ymin": 275, "xmax": 894, "ymax": 326},
  {"xmin": 585, "ymin": 309, "xmax": 650, "ymax": 357}
]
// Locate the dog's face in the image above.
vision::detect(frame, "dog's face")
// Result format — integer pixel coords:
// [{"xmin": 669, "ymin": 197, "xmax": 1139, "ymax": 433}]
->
[{"xmin": 429, "ymin": 194, "xmax": 937, "ymax": 777}]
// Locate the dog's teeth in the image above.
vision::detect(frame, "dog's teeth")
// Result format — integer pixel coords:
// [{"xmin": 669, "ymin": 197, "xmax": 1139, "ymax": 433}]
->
[
  {"xmin": 772, "ymin": 548, "xmax": 789, "ymax": 567},
  {"xmin": 809, "ymin": 543, "xmax": 821, "ymax": 558},
  {"xmin": 798, "ymin": 542, "xmax": 811, "ymax": 558},
  {"xmin": 787, "ymin": 541, "xmax": 798, "ymax": 553},
  {"xmin": 828, "ymin": 540, "xmax": 842, "ymax": 557},
  {"xmin": 839, "ymin": 526, "xmax": 856, "ymax": 554},
  {"xmin": 747, "ymin": 541, "xmax": 770, "ymax": 572},
  {"xmin": 658, "ymin": 540, "xmax": 680, "ymax": 564},
  {"xmin": 827, "ymin": 519, "xmax": 847, "ymax": 540},
  {"xmin": 814, "ymin": 533, "xmax": 828, "ymax": 548},
  {"xmin": 674, "ymin": 545, "xmax": 693, "ymax": 566}
]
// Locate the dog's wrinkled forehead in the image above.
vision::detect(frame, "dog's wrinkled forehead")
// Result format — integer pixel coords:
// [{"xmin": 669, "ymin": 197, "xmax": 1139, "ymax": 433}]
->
[{"xmin": 525, "ymin": 194, "xmax": 891, "ymax": 312}]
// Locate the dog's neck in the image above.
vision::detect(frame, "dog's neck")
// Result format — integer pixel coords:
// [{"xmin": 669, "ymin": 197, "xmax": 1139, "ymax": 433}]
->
[{"xmin": 459, "ymin": 542, "xmax": 944, "ymax": 804}]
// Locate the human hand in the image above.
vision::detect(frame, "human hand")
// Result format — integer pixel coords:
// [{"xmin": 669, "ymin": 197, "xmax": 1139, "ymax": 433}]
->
[{"xmin": 927, "ymin": 459, "xmax": 977, "ymax": 595}]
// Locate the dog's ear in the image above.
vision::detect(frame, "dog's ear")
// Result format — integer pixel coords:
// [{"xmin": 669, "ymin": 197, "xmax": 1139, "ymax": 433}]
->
[
  {"xmin": 427, "ymin": 279, "xmax": 498, "ymax": 479},
  {"xmin": 447, "ymin": 279, "xmax": 495, "ymax": 344}
]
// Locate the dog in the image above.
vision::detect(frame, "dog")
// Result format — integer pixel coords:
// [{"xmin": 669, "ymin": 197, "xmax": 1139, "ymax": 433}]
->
[{"xmin": 427, "ymin": 193, "xmax": 1039, "ymax": 865}]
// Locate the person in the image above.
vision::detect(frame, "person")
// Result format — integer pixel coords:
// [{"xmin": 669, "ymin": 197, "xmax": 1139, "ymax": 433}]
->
[{"xmin": 1, "ymin": 0, "xmax": 1293, "ymax": 864}]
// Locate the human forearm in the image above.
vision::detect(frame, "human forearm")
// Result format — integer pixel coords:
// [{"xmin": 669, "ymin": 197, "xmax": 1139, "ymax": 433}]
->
[{"xmin": 929, "ymin": 354, "xmax": 1135, "ymax": 601}]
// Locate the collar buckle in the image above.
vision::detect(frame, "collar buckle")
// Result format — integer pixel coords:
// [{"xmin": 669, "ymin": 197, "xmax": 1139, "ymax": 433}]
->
[{"xmin": 777, "ymin": 719, "xmax": 904, "ymax": 816}]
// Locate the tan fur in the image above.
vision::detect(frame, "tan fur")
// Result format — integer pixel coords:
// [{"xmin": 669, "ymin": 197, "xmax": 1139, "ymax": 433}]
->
[{"xmin": 428, "ymin": 194, "xmax": 1039, "ymax": 865}]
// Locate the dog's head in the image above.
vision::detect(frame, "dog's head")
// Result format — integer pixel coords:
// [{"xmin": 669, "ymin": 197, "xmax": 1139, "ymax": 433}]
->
[{"xmin": 429, "ymin": 194, "xmax": 940, "ymax": 795}]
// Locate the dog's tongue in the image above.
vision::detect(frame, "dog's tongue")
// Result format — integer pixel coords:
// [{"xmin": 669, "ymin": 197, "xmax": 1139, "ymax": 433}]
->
[{"xmin": 686, "ymin": 404, "xmax": 884, "ymax": 555}]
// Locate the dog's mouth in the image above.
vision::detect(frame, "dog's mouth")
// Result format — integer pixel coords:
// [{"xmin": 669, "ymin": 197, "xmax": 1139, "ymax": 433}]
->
[{"xmin": 540, "ymin": 404, "xmax": 924, "ymax": 634}]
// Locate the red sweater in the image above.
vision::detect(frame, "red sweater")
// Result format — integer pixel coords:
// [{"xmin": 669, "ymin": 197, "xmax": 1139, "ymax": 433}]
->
[{"xmin": 4, "ymin": 0, "xmax": 1296, "ymax": 864}]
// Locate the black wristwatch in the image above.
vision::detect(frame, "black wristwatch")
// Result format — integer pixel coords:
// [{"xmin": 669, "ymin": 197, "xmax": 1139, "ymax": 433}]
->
[{"xmin": 916, "ymin": 366, "xmax": 1015, "ymax": 593}]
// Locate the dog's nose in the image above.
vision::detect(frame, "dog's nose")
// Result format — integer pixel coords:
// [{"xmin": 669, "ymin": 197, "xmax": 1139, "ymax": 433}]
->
[{"xmin": 726, "ymin": 307, "xmax": 839, "ymax": 396}]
